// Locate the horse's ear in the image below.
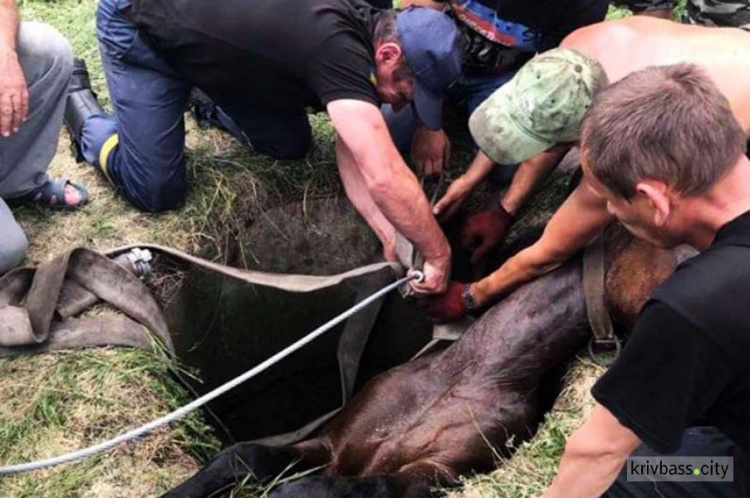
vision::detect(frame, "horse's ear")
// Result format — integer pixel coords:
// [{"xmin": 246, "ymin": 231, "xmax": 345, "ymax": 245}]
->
[{"xmin": 636, "ymin": 180, "xmax": 671, "ymax": 227}]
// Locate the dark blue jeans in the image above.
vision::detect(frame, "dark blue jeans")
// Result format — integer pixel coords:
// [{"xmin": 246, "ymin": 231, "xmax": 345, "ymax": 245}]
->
[
  {"xmin": 83, "ymin": 0, "xmax": 312, "ymax": 212},
  {"xmin": 604, "ymin": 427, "xmax": 749, "ymax": 498}
]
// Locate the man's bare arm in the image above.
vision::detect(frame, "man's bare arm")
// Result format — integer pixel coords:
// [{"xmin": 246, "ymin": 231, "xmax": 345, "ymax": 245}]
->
[
  {"xmin": 501, "ymin": 144, "xmax": 570, "ymax": 215},
  {"xmin": 328, "ymin": 99, "xmax": 451, "ymax": 294},
  {"xmin": 0, "ymin": 0, "xmax": 18, "ymax": 49},
  {"xmin": 434, "ymin": 146, "xmax": 568, "ymax": 219},
  {"xmin": 543, "ymin": 404, "xmax": 641, "ymax": 498},
  {"xmin": 433, "ymin": 149, "xmax": 494, "ymax": 218},
  {"xmin": 0, "ymin": 0, "xmax": 28, "ymax": 137},
  {"xmin": 336, "ymin": 136, "xmax": 399, "ymax": 261},
  {"xmin": 472, "ymin": 179, "xmax": 613, "ymax": 306}
]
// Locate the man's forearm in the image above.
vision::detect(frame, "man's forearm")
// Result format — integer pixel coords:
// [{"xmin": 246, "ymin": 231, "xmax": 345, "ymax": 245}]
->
[
  {"xmin": 368, "ymin": 153, "xmax": 450, "ymax": 262},
  {"xmin": 0, "ymin": 0, "xmax": 19, "ymax": 51},
  {"xmin": 327, "ymin": 99, "xmax": 451, "ymax": 274},
  {"xmin": 544, "ymin": 450, "xmax": 627, "ymax": 498},
  {"xmin": 463, "ymin": 150, "xmax": 495, "ymax": 186},
  {"xmin": 471, "ymin": 245, "xmax": 562, "ymax": 306},
  {"xmin": 336, "ymin": 138, "xmax": 397, "ymax": 252},
  {"xmin": 472, "ymin": 178, "xmax": 611, "ymax": 308},
  {"xmin": 545, "ymin": 405, "xmax": 641, "ymax": 498},
  {"xmin": 501, "ymin": 145, "xmax": 570, "ymax": 214}
]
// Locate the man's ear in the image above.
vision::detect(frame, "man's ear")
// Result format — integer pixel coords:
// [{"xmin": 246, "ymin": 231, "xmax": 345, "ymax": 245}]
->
[
  {"xmin": 636, "ymin": 180, "xmax": 671, "ymax": 227},
  {"xmin": 374, "ymin": 42, "xmax": 403, "ymax": 68}
]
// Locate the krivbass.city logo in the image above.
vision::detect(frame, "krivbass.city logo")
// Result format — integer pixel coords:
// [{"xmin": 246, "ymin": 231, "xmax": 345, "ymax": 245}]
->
[{"xmin": 627, "ymin": 457, "xmax": 733, "ymax": 482}]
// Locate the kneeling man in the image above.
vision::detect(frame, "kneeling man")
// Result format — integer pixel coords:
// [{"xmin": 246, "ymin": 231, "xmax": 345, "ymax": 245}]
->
[
  {"xmin": 544, "ymin": 65, "xmax": 750, "ymax": 497},
  {"xmin": 66, "ymin": 0, "xmax": 461, "ymax": 294}
]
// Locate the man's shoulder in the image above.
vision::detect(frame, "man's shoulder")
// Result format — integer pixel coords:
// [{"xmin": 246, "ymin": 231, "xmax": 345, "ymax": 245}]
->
[
  {"xmin": 562, "ymin": 16, "xmax": 672, "ymax": 55},
  {"xmin": 651, "ymin": 241, "xmax": 750, "ymax": 329}
]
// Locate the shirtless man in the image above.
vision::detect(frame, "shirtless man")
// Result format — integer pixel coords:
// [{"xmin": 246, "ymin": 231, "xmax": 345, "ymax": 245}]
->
[{"xmin": 421, "ymin": 17, "xmax": 750, "ymax": 321}]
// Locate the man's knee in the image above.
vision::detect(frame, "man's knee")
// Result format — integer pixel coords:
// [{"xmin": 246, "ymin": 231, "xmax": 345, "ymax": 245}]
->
[
  {"xmin": 17, "ymin": 22, "xmax": 74, "ymax": 87},
  {"xmin": 128, "ymin": 175, "xmax": 187, "ymax": 213},
  {"xmin": 0, "ymin": 224, "xmax": 28, "ymax": 275},
  {"xmin": 116, "ymin": 163, "xmax": 187, "ymax": 213}
]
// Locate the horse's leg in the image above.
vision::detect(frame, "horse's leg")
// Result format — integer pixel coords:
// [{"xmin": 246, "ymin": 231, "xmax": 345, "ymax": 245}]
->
[{"xmin": 162, "ymin": 440, "xmax": 329, "ymax": 498}]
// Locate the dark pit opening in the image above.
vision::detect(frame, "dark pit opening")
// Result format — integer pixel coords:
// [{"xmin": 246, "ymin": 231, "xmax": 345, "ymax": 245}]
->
[
  {"xmin": 163, "ymin": 199, "xmax": 435, "ymax": 443},
  {"xmin": 162, "ymin": 198, "xmax": 572, "ymax": 450}
]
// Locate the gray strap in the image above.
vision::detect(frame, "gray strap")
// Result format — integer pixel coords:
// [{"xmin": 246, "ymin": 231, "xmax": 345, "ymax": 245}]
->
[
  {"xmin": 0, "ymin": 244, "xmax": 403, "ymax": 448},
  {"xmin": 105, "ymin": 243, "xmax": 403, "ymax": 292},
  {"xmin": 0, "ymin": 316, "xmax": 157, "ymax": 357},
  {"xmin": 0, "ymin": 244, "xmax": 403, "ymax": 446},
  {"xmin": 337, "ymin": 270, "xmax": 392, "ymax": 403},
  {"xmin": 0, "ymin": 248, "xmax": 173, "ymax": 354}
]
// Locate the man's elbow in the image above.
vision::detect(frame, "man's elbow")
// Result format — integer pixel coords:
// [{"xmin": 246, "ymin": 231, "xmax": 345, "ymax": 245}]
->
[{"xmin": 364, "ymin": 170, "xmax": 397, "ymax": 199}]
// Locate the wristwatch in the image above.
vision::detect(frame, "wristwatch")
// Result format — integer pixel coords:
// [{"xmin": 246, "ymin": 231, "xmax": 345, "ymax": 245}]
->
[{"xmin": 461, "ymin": 284, "xmax": 479, "ymax": 311}]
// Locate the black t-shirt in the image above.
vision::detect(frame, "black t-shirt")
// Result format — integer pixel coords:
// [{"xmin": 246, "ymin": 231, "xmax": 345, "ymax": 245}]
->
[
  {"xmin": 126, "ymin": 0, "xmax": 379, "ymax": 117},
  {"xmin": 593, "ymin": 211, "xmax": 750, "ymax": 455},
  {"xmin": 434, "ymin": 0, "xmax": 608, "ymax": 75}
]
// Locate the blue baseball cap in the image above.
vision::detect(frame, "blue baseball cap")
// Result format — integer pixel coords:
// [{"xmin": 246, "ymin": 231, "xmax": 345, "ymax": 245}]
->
[{"xmin": 396, "ymin": 7, "xmax": 461, "ymax": 130}]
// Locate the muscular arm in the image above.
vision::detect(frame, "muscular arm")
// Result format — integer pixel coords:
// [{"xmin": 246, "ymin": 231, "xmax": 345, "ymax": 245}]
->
[
  {"xmin": 472, "ymin": 179, "xmax": 613, "ymax": 306},
  {"xmin": 0, "ymin": 0, "xmax": 28, "ymax": 137},
  {"xmin": 543, "ymin": 404, "xmax": 641, "ymax": 498},
  {"xmin": 336, "ymin": 136, "xmax": 399, "ymax": 261},
  {"xmin": 328, "ymin": 99, "xmax": 451, "ymax": 293}
]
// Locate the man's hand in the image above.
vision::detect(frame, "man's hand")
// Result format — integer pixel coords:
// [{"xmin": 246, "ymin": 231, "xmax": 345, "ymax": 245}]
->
[
  {"xmin": 411, "ymin": 125, "xmax": 450, "ymax": 177},
  {"xmin": 433, "ymin": 175, "xmax": 475, "ymax": 220},
  {"xmin": 461, "ymin": 205, "xmax": 514, "ymax": 265},
  {"xmin": 0, "ymin": 46, "xmax": 28, "ymax": 137},
  {"xmin": 409, "ymin": 256, "xmax": 451, "ymax": 296},
  {"xmin": 418, "ymin": 281, "xmax": 468, "ymax": 322}
]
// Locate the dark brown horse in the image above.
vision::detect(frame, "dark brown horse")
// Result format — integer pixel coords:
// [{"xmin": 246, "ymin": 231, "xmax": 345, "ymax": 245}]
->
[{"xmin": 164, "ymin": 227, "xmax": 688, "ymax": 497}]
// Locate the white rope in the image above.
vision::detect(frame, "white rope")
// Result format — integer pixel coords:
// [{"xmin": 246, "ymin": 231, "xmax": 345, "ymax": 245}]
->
[{"xmin": 0, "ymin": 272, "xmax": 422, "ymax": 475}]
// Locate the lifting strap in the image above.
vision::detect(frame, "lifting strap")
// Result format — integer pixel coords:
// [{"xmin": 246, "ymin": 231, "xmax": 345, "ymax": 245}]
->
[
  {"xmin": 582, "ymin": 234, "xmax": 621, "ymax": 362},
  {"xmin": 0, "ymin": 244, "xmax": 402, "ymax": 445}
]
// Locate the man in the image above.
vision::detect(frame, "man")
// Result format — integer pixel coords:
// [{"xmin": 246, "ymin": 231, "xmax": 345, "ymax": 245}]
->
[
  {"xmin": 66, "ymin": 0, "xmax": 460, "ymax": 294},
  {"xmin": 434, "ymin": 8, "xmax": 750, "ymax": 267},
  {"xmin": 0, "ymin": 0, "xmax": 88, "ymax": 275},
  {"xmin": 390, "ymin": 0, "xmax": 608, "ymax": 177},
  {"xmin": 543, "ymin": 64, "xmax": 750, "ymax": 498},
  {"xmin": 421, "ymin": 17, "xmax": 750, "ymax": 320}
]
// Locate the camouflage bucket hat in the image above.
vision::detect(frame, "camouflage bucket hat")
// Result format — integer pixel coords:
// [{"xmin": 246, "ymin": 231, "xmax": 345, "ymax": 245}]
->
[{"xmin": 469, "ymin": 48, "xmax": 606, "ymax": 165}]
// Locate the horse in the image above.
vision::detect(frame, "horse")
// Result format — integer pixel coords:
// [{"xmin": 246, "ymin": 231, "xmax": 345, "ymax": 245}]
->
[{"xmin": 164, "ymin": 225, "xmax": 688, "ymax": 497}]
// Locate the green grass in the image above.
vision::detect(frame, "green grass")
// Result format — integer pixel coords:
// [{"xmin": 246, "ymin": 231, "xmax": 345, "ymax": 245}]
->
[{"xmin": 0, "ymin": 349, "xmax": 220, "ymax": 497}]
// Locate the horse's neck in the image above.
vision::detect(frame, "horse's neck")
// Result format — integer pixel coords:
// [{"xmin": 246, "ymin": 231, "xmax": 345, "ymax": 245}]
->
[
  {"xmin": 440, "ymin": 260, "xmax": 589, "ymax": 384},
  {"xmin": 603, "ymin": 226, "xmax": 691, "ymax": 328}
]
